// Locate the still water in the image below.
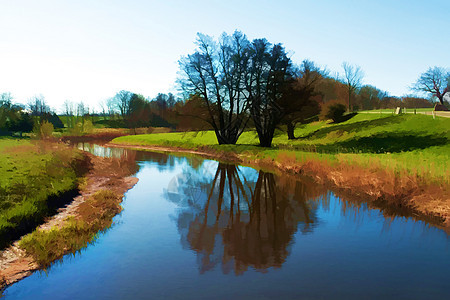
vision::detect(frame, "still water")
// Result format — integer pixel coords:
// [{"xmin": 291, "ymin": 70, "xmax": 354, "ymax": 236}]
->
[{"xmin": 3, "ymin": 145, "xmax": 450, "ymax": 299}]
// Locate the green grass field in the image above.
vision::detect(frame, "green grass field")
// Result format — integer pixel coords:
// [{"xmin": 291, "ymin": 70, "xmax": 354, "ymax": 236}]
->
[
  {"xmin": 113, "ymin": 113, "xmax": 450, "ymax": 184},
  {"xmin": 0, "ymin": 138, "xmax": 86, "ymax": 248}
]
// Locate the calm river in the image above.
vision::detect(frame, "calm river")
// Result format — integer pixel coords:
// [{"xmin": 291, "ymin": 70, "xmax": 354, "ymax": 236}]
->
[{"xmin": 3, "ymin": 144, "xmax": 450, "ymax": 299}]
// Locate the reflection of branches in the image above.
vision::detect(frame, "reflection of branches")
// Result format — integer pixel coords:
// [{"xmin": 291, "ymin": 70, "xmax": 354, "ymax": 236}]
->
[
  {"xmin": 166, "ymin": 162, "xmax": 327, "ymax": 275},
  {"xmin": 223, "ymin": 171, "xmax": 300, "ymax": 274},
  {"xmin": 187, "ymin": 163, "xmax": 254, "ymax": 273}
]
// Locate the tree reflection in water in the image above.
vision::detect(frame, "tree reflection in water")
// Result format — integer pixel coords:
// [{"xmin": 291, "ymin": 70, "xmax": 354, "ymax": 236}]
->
[{"xmin": 164, "ymin": 162, "xmax": 326, "ymax": 275}]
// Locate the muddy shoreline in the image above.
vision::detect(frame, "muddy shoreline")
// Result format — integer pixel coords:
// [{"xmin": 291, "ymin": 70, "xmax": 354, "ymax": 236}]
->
[
  {"xmin": 0, "ymin": 153, "xmax": 138, "ymax": 291},
  {"xmin": 105, "ymin": 142, "xmax": 450, "ymax": 231}
]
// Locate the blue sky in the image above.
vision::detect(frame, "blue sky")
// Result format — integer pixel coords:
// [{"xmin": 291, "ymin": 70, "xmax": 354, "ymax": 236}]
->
[{"xmin": 1, "ymin": 0, "xmax": 449, "ymax": 111}]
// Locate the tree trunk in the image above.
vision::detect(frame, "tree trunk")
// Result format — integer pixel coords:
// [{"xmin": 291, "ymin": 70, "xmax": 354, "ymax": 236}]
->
[
  {"xmin": 286, "ymin": 121, "xmax": 295, "ymax": 140},
  {"xmin": 348, "ymin": 90, "xmax": 351, "ymax": 112},
  {"xmin": 253, "ymin": 116, "xmax": 276, "ymax": 147},
  {"xmin": 259, "ymin": 138, "xmax": 272, "ymax": 147},
  {"xmin": 256, "ymin": 127, "xmax": 275, "ymax": 147},
  {"xmin": 215, "ymin": 131, "xmax": 238, "ymax": 145}
]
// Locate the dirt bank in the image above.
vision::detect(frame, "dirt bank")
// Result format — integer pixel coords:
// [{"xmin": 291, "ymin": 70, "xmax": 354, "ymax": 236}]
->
[
  {"xmin": 0, "ymin": 153, "xmax": 138, "ymax": 290},
  {"xmin": 105, "ymin": 142, "xmax": 450, "ymax": 231}
]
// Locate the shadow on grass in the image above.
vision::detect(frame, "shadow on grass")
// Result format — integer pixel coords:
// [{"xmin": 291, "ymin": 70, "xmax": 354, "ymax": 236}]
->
[
  {"xmin": 333, "ymin": 112, "xmax": 358, "ymax": 123},
  {"xmin": 284, "ymin": 131, "xmax": 448, "ymax": 154},
  {"xmin": 300, "ymin": 115, "xmax": 403, "ymax": 140},
  {"xmin": 0, "ymin": 188, "xmax": 80, "ymax": 250},
  {"xmin": 330, "ymin": 132, "xmax": 448, "ymax": 153}
]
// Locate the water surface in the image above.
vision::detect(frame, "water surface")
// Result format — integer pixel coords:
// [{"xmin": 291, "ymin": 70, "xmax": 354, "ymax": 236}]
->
[{"xmin": 3, "ymin": 145, "xmax": 449, "ymax": 299}]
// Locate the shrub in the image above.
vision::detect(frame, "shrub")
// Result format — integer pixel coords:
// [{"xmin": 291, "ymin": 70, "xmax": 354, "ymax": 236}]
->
[
  {"xmin": 40, "ymin": 121, "xmax": 54, "ymax": 138},
  {"xmin": 320, "ymin": 101, "xmax": 347, "ymax": 122},
  {"xmin": 82, "ymin": 120, "xmax": 94, "ymax": 134},
  {"xmin": 69, "ymin": 120, "xmax": 94, "ymax": 136},
  {"xmin": 33, "ymin": 120, "xmax": 54, "ymax": 139}
]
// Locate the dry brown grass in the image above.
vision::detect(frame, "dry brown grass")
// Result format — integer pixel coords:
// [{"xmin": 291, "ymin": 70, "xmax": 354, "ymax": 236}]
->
[
  {"xmin": 1, "ymin": 144, "xmax": 37, "ymax": 154},
  {"xmin": 262, "ymin": 151, "xmax": 450, "ymax": 227}
]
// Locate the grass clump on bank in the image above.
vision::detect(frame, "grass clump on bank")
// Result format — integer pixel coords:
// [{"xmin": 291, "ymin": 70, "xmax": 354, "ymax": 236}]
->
[
  {"xmin": 19, "ymin": 190, "xmax": 122, "ymax": 267},
  {"xmin": 0, "ymin": 138, "xmax": 90, "ymax": 248}
]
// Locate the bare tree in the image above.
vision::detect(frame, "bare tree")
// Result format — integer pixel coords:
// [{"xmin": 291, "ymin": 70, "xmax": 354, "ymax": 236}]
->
[
  {"xmin": 112, "ymin": 90, "xmax": 133, "ymax": 118},
  {"xmin": 62, "ymin": 100, "xmax": 75, "ymax": 128},
  {"xmin": 179, "ymin": 31, "xmax": 252, "ymax": 144},
  {"xmin": 0, "ymin": 92, "xmax": 13, "ymax": 107},
  {"xmin": 246, "ymin": 39, "xmax": 293, "ymax": 147},
  {"xmin": 358, "ymin": 85, "xmax": 383, "ymax": 110},
  {"xmin": 127, "ymin": 93, "xmax": 150, "ymax": 133},
  {"xmin": 63, "ymin": 100, "xmax": 74, "ymax": 116},
  {"xmin": 106, "ymin": 97, "xmax": 118, "ymax": 116},
  {"xmin": 412, "ymin": 66, "xmax": 449, "ymax": 105},
  {"xmin": 28, "ymin": 95, "xmax": 50, "ymax": 116},
  {"xmin": 279, "ymin": 60, "xmax": 325, "ymax": 139},
  {"xmin": 76, "ymin": 101, "xmax": 87, "ymax": 117},
  {"xmin": 167, "ymin": 93, "xmax": 176, "ymax": 108},
  {"xmin": 342, "ymin": 62, "xmax": 364, "ymax": 111},
  {"xmin": 98, "ymin": 99, "xmax": 108, "ymax": 118}
]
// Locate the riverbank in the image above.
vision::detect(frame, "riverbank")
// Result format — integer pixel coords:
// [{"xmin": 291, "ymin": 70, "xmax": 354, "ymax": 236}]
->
[
  {"xmin": 109, "ymin": 113, "xmax": 450, "ymax": 230},
  {"xmin": 0, "ymin": 148, "xmax": 138, "ymax": 290},
  {"xmin": 106, "ymin": 142, "xmax": 450, "ymax": 230}
]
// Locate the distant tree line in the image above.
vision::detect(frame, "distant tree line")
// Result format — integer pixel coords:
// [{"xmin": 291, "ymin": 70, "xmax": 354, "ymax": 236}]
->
[
  {"xmin": 0, "ymin": 93, "xmax": 64, "ymax": 137},
  {"xmin": 1, "ymin": 31, "xmax": 447, "ymax": 145},
  {"xmin": 95, "ymin": 91, "xmax": 179, "ymax": 132},
  {"xmin": 317, "ymin": 78, "xmax": 436, "ymax": 111}
]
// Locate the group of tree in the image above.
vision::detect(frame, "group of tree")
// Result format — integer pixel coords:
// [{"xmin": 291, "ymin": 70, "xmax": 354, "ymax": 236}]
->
[
  {"xmin": 61, "ymin": 91, "xmax": 197, "ymax": 133},
  {"xmin": 0, "ymin": 93, "xmax": 34, "ymax": 136},
  {"xmin": 317, "ymin": 79, "xmax": 436, "ymax": 111},
  {"xmin": 28, "ymin": 96, "xmax": 64, "ymax": 129},
  {"xmin": 178, "ymin": 31, "xmax": 326, "ymax": 147},
  {"xmin": 0, "ymin": 93, "xmax": 66, "ymax": 137},
  {"xmin": 100, "ymin": 90, "xmax": 178, "ymax": 131}
]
